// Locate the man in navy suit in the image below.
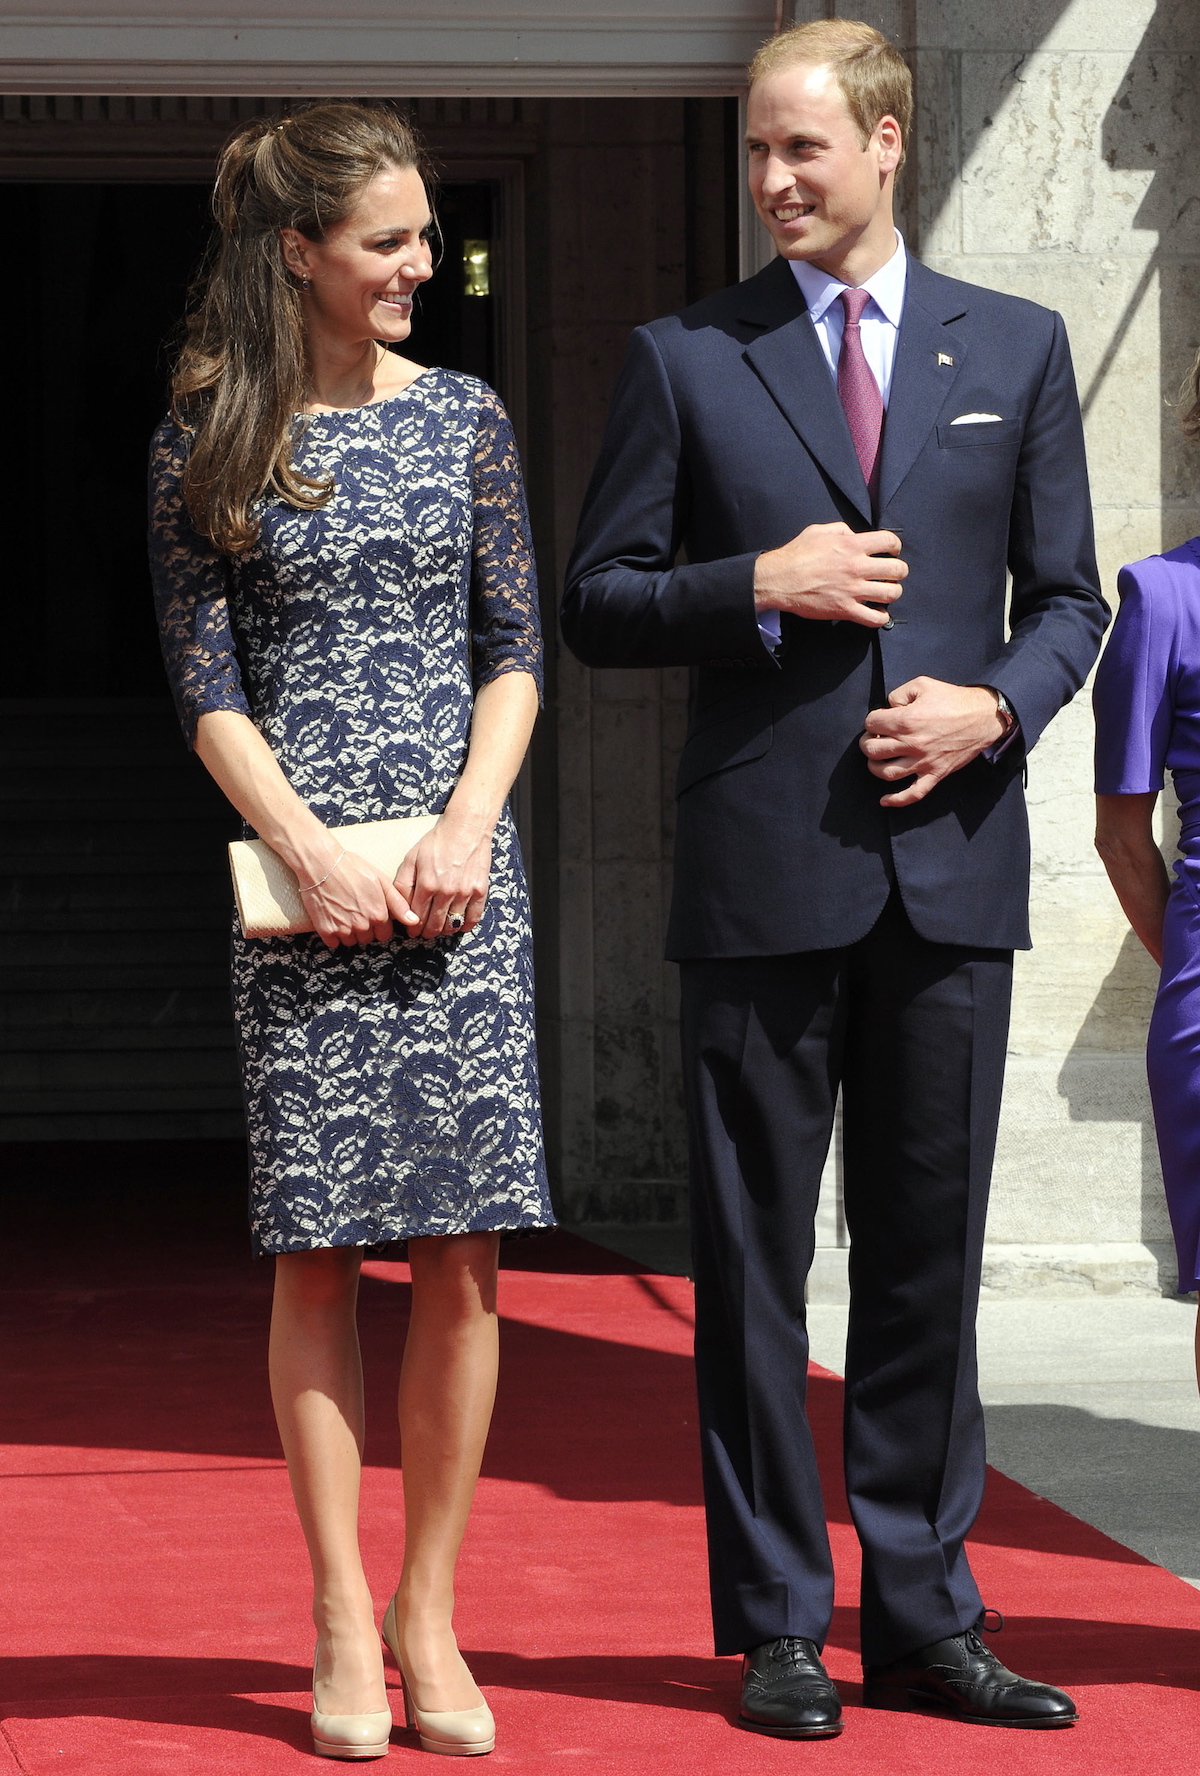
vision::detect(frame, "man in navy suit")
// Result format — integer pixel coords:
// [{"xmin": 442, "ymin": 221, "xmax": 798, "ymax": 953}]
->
[{"xmin": 563, "ymin": 18, "xmax": 1105, "ymax": 1739}]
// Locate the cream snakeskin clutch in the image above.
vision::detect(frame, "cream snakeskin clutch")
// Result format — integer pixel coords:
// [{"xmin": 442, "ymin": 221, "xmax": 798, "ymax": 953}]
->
[{"xmin": 229, "ymin": 815, "xmax": 439, "ymax": 939}]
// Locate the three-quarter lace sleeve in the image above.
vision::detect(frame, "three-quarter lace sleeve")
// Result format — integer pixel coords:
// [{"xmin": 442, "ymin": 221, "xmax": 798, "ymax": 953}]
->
[
  {"xmin": 469, "ymin": 388, "xmax": 544, "ymax": 696},
  {"xmin": 148, "ymin": 418, "xmax": 251, "ymax": 748}
]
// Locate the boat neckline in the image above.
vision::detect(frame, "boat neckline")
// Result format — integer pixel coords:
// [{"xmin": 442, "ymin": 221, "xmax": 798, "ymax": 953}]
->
[{"xmin": 298, "ymin": 365, "xmax": 440, "ymax": 418}]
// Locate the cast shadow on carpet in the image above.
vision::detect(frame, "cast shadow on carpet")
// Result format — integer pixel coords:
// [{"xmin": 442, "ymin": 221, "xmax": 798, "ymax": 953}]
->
[{"xmin": 2, "ymin": 1254, "xmax": 1176, "ymax": 1562}]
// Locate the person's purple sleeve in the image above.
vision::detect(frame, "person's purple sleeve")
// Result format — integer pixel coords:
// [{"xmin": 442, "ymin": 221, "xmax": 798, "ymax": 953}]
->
[{"xmin": 1093, "ymin": 562, "xmax": 1176, "ymax": 794}]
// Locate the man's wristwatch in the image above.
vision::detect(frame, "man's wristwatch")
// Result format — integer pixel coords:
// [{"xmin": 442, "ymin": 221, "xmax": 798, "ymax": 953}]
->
[{"xmin": 992, "ymin": 689, "xmax": 1016, "ymax": 734}]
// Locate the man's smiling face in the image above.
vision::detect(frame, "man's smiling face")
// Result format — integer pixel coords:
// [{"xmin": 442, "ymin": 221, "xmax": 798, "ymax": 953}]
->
[{"xmin": 745, "ymin": 61, "xmax": 900, "ymax": 276}]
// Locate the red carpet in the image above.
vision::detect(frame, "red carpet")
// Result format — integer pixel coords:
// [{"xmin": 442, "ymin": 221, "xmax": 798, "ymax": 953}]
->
[{"xmin": 3, "ymin": 1224, "xmax": 1200, "ymax": 1773}]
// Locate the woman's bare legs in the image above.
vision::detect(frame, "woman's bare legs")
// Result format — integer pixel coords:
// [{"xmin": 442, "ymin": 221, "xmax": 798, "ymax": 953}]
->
[
  {"xmin": 269, "ymin": 1245, "xmax": 388, "ymax": 1717},
  {"xmin": 390, "ymin": 1232, "xmax": 501, "ymax": 1713},
  {"xmin": 269, "ymin": 1233, "xmax": 501, "ymax": 1716}
]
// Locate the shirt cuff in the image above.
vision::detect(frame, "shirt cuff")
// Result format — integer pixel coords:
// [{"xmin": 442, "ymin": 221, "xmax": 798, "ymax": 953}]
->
[
  {"xmin": 977, "ymin": 687, "xmax": 1022, "ymax": 763},
  {"xmin": 982, "ymin": 719, "xmax": 1022, "ymax": 762},
  {"xmin": 757, "ymin": 608, "xmax": 782, "ymax": 650}
]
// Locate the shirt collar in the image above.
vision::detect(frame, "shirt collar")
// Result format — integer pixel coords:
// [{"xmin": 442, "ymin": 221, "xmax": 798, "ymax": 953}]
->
[{"xmin": 788, "ymin": 229, "xmax": 908, "ymax": 327}]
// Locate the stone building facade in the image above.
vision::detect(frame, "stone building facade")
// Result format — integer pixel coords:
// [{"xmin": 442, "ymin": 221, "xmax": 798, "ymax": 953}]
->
[{"xmin": 1, "ymin": 1, "xmax": 1197, "ymax": 1293}]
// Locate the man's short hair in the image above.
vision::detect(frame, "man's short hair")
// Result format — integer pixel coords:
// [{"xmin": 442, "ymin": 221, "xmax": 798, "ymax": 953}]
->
[{"xmin": 748, "ymin": 19, "xmax": 913, "ymax": 162}]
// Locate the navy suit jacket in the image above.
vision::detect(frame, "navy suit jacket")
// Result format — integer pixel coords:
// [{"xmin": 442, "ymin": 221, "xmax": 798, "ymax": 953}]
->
[{"xmin": 562, "ymin": 255, "xmax": 1107, "ymax": 957}]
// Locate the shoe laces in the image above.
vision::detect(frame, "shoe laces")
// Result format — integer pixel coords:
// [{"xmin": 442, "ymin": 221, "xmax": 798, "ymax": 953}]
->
[{"xmin": 766, "ymin": 1637, "xmax": 817, "ymax": 1670}]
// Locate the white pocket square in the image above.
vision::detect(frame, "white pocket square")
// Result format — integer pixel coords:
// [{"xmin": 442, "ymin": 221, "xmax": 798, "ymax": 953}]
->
[{"xmin": 950, "ymin": 412, "xmax": 1004, "ymax": 424}]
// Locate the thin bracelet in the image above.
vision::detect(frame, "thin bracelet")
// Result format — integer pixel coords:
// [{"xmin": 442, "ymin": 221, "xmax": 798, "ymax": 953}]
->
[{"xmin": 298, "ymin": 848, "xmax": 346, "ymax": 894}]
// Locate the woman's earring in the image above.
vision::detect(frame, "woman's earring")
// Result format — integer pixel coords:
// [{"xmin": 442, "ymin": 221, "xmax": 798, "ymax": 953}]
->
[{"xmin": 299, "ymin": 276, "xmax": 311, "ymax": 289}]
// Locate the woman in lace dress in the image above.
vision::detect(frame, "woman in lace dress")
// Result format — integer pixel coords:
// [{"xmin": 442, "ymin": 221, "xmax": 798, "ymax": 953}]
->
[{"xmin": 149, "ymin": 103, "xmax": 553, "ymax": 1760}]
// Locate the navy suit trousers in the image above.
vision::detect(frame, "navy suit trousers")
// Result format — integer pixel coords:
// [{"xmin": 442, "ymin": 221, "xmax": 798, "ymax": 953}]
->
[{"xmin": 679, "ymin": 893, "xmax": 1013, "ymax": 1666}]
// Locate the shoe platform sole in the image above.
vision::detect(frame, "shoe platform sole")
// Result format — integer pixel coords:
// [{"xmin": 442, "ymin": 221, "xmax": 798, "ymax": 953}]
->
[
  {"xmin": 863, "ymin": 1690, "xmax": 1076, "ymax": 1729},
  {"xmin": 737, "ymin": 1714, "xmax": 843, "ymax": 1739},
  {"xmin": 311, "ymin": 1739, "xmax": 392, "ymax": 1759}
]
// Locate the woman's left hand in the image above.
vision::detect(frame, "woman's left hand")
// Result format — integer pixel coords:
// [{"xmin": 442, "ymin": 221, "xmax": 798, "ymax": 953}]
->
[{"xmin": 394, "ymin": 814, "xmax": 493, "ymax": 940}]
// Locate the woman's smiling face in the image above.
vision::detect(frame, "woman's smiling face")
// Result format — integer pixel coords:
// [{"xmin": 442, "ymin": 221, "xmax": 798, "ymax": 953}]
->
[{"xmin": 281, "ymin": 163, "xmax": 435, "ymax": 345}]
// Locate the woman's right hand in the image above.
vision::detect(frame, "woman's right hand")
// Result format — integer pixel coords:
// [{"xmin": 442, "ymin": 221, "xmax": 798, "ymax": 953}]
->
[{"xmin": 300, "ymin": 848, "xmax": 420, "ymax": 950}]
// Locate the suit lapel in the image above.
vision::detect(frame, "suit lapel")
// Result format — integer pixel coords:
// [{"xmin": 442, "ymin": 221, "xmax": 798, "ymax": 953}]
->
[
  {"xmin": 739, "ymin": 259, "xmax": 873, "ymax": 524},
  {"xmin": 877, "ymin": 261, "xmax": 968, "ymax": 513}
]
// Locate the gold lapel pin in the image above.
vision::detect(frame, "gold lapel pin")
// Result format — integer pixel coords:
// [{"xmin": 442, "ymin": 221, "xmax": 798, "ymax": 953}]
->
[{"xmin": 937, "ymin": 352, "xmax": 954, "ymax": 367}]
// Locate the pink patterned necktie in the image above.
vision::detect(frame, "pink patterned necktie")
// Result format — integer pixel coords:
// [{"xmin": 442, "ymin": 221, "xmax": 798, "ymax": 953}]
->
[{"xmin": 837, "ymin": 286, "xmax": 884, "ymax": 500}]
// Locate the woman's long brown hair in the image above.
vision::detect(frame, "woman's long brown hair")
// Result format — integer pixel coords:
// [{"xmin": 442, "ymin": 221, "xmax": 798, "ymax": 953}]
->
[{"xmin": 172, "ymin": 101, "xmax": 429, "ymax": 555}]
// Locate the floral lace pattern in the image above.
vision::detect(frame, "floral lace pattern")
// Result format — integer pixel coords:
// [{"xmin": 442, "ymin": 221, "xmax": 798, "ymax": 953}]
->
[{"xmin": 149, "ymin": 371, "xmax": 553, "ymax": 1253}]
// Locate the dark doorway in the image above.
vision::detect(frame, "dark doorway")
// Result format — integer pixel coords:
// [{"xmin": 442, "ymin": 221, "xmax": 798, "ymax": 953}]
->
[
  {"xmin": 0, "ymin": 183, "xmax": 212, "ymax": 696},
  {"xmin": 0, "ymin": 181, "xmax": 243, "ymax": 1146},
  {"xmin": 406, "ymin": 182, "xmax": 498, "ymax": 387},
  {"xmin": 0, "ymin": 178, "xmax": 504, "ymax": 695}
]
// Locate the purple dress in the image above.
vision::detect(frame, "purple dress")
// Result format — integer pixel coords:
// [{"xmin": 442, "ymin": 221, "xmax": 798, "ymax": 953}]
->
[{"xmin": 1094, "ymin": 537, "xmax": 1200, "ymax": 1291}]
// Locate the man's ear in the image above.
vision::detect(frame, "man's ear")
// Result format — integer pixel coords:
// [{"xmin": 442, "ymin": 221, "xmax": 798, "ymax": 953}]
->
[{"xmin": 874, "ymin": 115, "xmax": 903, "ymax": 177}]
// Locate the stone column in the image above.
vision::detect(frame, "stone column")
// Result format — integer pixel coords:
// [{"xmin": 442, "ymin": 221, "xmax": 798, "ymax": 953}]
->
[{"xmin": 526, "ymin": 99, "xmax": 734, "ymax": 1240}]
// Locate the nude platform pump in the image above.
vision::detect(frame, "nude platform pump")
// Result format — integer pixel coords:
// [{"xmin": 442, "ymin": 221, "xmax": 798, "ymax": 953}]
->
[
  {"xmin": 381, "ymin": 1594, "xmax": 496, "ymax": 1757},
  {"xmin": 310, "ymin": 1655, "xmax": 394, "ymax": 1760}
]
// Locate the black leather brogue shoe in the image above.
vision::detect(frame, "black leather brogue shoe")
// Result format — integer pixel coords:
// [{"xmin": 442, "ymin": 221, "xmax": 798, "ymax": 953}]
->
[
  {"xmin": 862, "ymin": 1627, "xmax": 1077, "ymax": 1728},
  {"xmin": 738, "ymin": 1637, "xmax": 843, "ymax": 1739}
]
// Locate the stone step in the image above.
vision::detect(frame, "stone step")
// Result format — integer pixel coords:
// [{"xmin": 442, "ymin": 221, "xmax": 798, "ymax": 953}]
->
[
  {"xmin": 1, "ymin": 927, "xmax": 228, "ymax": 969},
  {"xmin": 0, "ymin": 702, "xmax": 244, "ymax": 1134},
  {"xmin": 0, "ymin": 777, "xmax": 213, "ymax": 801},
  {"xmin": 0, "ymin": 987, "xmax": 233, "ymax": 1029},
  {"xmin": 0, "ymin": 906, "xmax": 233, "ymax": 935},
  {"xmin": 0, "ymin": 695, "xmax": 178, "ymax": 730},
  {"xmin": 0, "ymin": 1046, "xmax": 240, "ymax": 1091},
  {"xmin": 0, "ymin": 798, "xmax": 224, "ymax": 830},
  {"xmin": 0, "ymin": 1108, "xmax": 247, "ymax": 1143},
  {"xmin": 0, "ymin": 874, "xmax": 229, "ymax": 914},
  {"xmin": 0, "ymin": 823, "xmax": 231, "ymax": 862},
  {"xmin": 2, "ymin": 857, "xmax": 231, "ymax": 881},
  {"xmin": 0, "ymin": 801, "xmax": 233, "ymax": 827},
  {"xmin": 0, "ymin": 1082, "xmax": 243, "ymax": 1116},
  {"xmin": 807, "ymin": 1241, "xmax": 1175, "ymax": 1302},
  {"xmin": 0, "ymin": 962, "xmax": 232, "ymax": 993},
  {"xmin": 0, "ymin": 1023, "xmax": 234, "ymax": 1053}
]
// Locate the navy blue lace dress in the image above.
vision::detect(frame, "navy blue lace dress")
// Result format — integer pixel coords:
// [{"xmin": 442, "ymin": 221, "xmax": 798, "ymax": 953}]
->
[{"xmin": 149, "ymin": 370, "xmax": 554, "ymax": 1254}]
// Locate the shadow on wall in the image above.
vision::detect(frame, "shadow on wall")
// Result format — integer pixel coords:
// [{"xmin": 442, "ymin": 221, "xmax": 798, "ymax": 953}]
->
[
  {"xmin": 1058, "ymin": 926, "xmax": 1170, "ymax": 1268},
  {"xmin": 1097, "ymin": 1, "xmax": 1200, "ymax": 547},
  {"xmin": 1059, "ymin": 728, "xmax": 1183, "ymax": 1265},
  {"xmin": 912, "ymin": 1, "xmax": 1198, "ymax": 498},
  {"xmin": 907, "ymin": 0, "xmax": 1077, "ymax": 253}
]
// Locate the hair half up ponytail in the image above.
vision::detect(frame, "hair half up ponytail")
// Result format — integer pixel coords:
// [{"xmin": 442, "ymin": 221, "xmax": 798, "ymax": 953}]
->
[{"xmin": 171, "ymin": 102, "xmax": 428, "ymax": 555}]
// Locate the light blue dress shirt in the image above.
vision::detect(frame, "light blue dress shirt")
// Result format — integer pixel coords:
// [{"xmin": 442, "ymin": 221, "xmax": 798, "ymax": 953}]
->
[{"xmin": 788, "ymin": 230, "xmax": 908, "ymax": 407}]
